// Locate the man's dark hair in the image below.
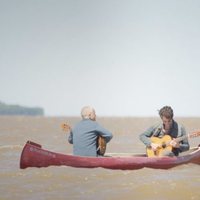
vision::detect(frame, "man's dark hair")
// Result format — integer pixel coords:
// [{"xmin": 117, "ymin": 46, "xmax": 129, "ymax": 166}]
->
[{"xmin": 159, "ymin": 106, "xmax": 174, "ymax": 119}]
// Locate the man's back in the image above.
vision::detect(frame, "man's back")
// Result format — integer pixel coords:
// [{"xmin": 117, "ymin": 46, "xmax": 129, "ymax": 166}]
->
[{"xmin": 68, "ymin": 119, "xmax": 113, "ymax": 156}]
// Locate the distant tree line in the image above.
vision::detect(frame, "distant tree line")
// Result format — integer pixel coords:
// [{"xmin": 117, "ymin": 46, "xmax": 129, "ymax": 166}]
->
[{"xmin": 0, "ymin": 101, "xmax": 44, "ymax": 116}]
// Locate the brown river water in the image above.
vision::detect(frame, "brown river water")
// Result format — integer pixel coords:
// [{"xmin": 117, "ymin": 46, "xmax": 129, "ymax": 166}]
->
[{"xmin": 0, "ymin": 116, "xmax": 200, "ymax": 200}]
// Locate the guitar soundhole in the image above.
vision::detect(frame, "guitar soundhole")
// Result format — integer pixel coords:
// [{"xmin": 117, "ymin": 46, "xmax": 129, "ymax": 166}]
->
[{"xmin": 162, "ymin": 143, "xmax": 166, "ymax": 148}]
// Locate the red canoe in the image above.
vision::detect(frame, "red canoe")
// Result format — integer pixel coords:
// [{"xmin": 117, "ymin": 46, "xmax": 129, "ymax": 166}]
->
[{"xmin": 20, "ymin": 141, "xmax": 200, "ymax": 170}]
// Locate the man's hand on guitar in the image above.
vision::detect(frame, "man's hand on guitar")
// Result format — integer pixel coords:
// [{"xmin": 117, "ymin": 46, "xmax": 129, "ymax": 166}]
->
[
  {"xmin": 151, "ymin": 143, "xmax": 161, "ymax": 151},
  {"xmin": 170, "ymin": 139, "xmax": 180, "ymax": 148}
]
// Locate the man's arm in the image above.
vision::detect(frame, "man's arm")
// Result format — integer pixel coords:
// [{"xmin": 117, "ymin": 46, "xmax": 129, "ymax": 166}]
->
[
  {"xmin": 139, "ymin": 126, "xmax": 155, "ymax": 147},
  {"xmin": 68, "ymin": 131, "xmax": 73, "ymax": 144},
  {"xmin": 95, "ymin": 123, "xmax": 113, "ymax": 143},
  {"xmin": 179, "ymin": 126, "xmax": 190, "ymax": 152}
]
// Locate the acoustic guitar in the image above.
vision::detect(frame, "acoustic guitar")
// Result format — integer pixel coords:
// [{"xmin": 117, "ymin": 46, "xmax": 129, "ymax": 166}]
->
[
  {"xmin": 61, "ymin": 123, "xmax": 106, "ymax": 156},
  {"xmin": 97, "ymin": 136, "xmax": 106, "ymax": 156},
  {"xmin": 146, "ymin": 131, "xmax": 200, "ymax": 157}
]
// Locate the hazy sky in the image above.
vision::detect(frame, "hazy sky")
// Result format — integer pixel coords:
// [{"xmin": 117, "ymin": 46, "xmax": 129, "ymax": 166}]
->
[{"xmin": 1, "ymin": 0, "xmax": 200, "ymax": 116}]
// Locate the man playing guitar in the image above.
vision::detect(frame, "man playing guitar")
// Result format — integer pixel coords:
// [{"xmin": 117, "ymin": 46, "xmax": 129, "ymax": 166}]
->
[
  {"xmin": 139, "ymin": 106, "xmax": 190, "ymax": 157},
  {"xmin": 62, "ymin": 106, "xmax": 113, "ymax": 157}
]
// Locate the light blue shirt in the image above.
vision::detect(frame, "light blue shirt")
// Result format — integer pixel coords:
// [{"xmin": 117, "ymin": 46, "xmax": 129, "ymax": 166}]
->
[{"xmin": 68, "ymin": 119, "xmax": 113, "ymax": 157}]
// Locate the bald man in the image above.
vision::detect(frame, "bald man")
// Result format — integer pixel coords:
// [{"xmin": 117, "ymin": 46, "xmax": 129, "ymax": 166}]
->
[{"xmin": 68, "ymin": 106, "xmax": 113, "ymax": 156}]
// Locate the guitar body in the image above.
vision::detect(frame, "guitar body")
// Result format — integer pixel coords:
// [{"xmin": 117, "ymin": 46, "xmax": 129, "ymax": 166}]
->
[
  {"xmin": 146, "ymin": 135, "xmax": 173, "ymax": 157},
  {"xmin": 97, "ymin": 136, "xmax": 106, "ymax": 156}
]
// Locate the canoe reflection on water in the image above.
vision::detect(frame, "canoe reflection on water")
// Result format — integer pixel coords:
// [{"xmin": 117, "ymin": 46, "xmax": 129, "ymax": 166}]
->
[{"xmin": 20, "ymin": 141, "xmax": 200, "ymax": 170}]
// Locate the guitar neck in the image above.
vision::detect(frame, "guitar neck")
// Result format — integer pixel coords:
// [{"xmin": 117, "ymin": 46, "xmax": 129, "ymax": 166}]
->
[{"xmin": 173, "ymin": 131, "xmax": 200, "ymax": 143}]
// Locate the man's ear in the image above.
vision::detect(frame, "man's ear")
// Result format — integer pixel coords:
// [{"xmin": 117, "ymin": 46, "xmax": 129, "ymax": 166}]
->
[
  {"xmin": 89, "ymin": 112, "xmax": 95, "ymax": 121},
  {"xmin": 88, "ymin": 113, "xmax": 92, "ymax": 119}
]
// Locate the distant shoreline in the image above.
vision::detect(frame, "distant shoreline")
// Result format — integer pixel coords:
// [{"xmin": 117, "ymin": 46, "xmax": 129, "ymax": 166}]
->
[{"xmin": 0, "ymin": 101, "xmax": 44, "ymax": 116}]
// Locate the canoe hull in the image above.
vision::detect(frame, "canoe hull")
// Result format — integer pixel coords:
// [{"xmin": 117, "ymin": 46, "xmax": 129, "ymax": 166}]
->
[{"xmin": 20, "ymin": 141, "xmax": 200, "ymax": 170}]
